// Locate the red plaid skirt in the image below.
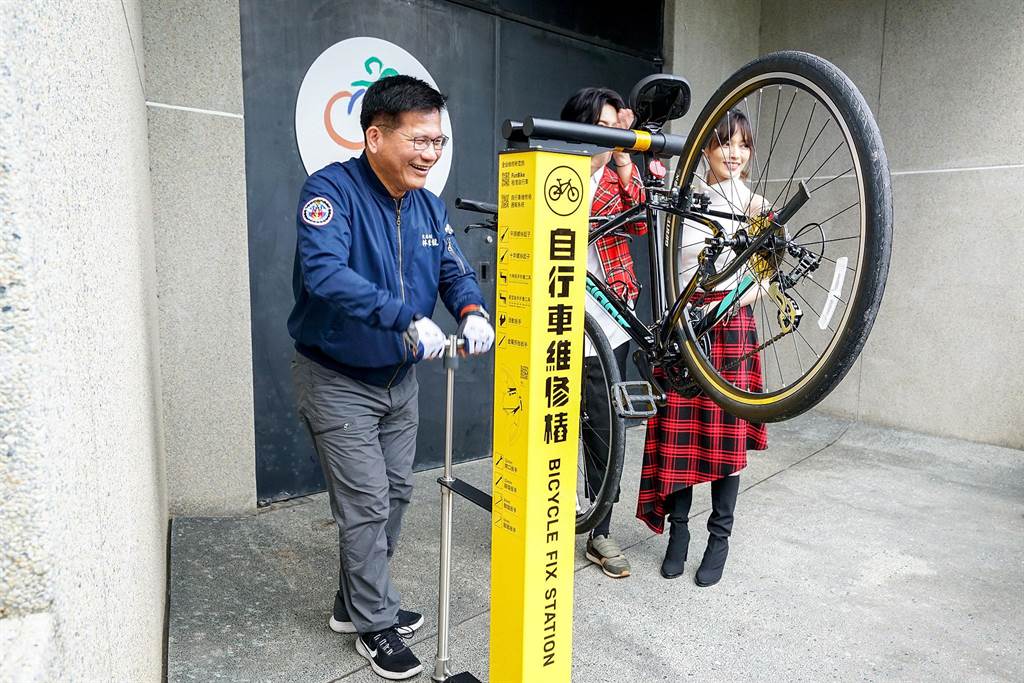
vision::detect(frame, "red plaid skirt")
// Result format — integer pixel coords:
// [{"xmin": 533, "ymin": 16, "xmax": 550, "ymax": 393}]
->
[{"xmin": 637, "ymin": 291, "xmax": 768, "ymax": 533}]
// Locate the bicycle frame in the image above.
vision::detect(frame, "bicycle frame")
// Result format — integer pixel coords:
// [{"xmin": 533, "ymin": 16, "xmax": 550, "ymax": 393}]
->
[
  {"xmin": 586, "ymin": 151, "xmax": 812, "ymax": 371},
  {"xmin": 585, "ymin": 170, "xmax": 755, "ymax": 362},
  {"xmin": 462, "ymin": 157, "xmax": 809, "ymax": 390}
]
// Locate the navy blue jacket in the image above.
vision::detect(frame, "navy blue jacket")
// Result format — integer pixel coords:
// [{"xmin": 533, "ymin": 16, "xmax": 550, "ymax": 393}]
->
[{"xmin": 287, "ymin": 154, "xmax": 484, "ymax": 387}]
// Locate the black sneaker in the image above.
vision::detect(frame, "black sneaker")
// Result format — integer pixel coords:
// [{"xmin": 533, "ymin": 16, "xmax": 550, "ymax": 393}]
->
[
  {"xmin": 392, "ymin": 609, "xmax": 425, "ymax": 637},
  {"xmin": 329, "ymin": 592, "xmax": 424, "ymax": 636},
  {"xmin": 355, "ymin": 627, "xmax": 422, "ymax": 680}
]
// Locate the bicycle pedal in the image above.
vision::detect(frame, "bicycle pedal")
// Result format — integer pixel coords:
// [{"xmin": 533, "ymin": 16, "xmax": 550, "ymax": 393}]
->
[{"xmin": 611, "ymin": 381, "xmax": 659, "ymax": 418}]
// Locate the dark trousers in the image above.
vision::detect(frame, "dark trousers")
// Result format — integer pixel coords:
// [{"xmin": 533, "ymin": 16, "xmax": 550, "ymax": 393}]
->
[{"xmin": 581, "ymin": 342, "xmax": 629, "ymax": 537}]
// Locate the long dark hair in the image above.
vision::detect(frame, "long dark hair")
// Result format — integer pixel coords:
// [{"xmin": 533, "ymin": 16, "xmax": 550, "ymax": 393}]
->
[
  {"xmin": 560, "ymin": 87, "xmax": 626, "ymax": 125},
  {"xmin": 705, "ymin": 109, "xmax": 754, "ymax": 179}
]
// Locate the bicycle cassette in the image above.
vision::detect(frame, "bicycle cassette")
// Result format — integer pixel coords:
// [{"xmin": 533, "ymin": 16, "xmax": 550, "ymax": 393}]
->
[{"xmin": 747, "ymin": 213, "xmax": 786, "ymax": 281}]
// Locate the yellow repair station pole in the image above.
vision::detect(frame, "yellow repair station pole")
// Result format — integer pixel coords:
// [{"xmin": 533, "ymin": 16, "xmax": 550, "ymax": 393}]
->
[{"xmin": 490, "ymin": 149, "xmax": 590, "ymax": 682}]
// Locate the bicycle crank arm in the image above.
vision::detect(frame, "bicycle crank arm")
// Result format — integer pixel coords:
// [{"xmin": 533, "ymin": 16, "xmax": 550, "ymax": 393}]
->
[{"xmin": 632, "ymin": 349, "xmax": 668, "ymax": 407}]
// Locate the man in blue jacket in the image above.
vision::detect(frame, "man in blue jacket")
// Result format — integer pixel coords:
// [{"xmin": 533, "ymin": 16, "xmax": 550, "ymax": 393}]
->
[{"xmin": 289, "ymin": 75, "xmax": 493, "ymax": 680}]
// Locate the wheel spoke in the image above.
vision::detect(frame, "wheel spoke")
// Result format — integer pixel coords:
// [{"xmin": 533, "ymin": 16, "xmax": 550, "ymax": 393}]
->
[
  {"xmin": 793, "ymin": 321, "xmax": 821, "ymax": 356},
  {"xmin": 781, "ymin": 254, "xmax": 850, "ymax": 305},
  {"xmin": 756, "ymin": 86, "xmax": 784, "ymax": 208},
  {"xmin": 576, "ymin": 327, "xmax": 623, "ymax": 530},
  {"xmin": 817, "ymin": 202, "xmax": 859, "ymax": 227},
  {"xmin": 788, "ymin": 284, "xmax": 836, "ymax": 334},
  {"xmin": 741, "ymin": 95, "xmax": 762, "ymax": 189},
  {"xmin": 778, "ymin": 117, "xmax": 831, "ymax": 203},
  {"xmin": 790, "ymin": 317, "xmax": 805, "ymax": 375},
  {"xmin": 815, "ymin": 251, "xmax": 858, "ymax": 274},
  {"xmin": 802, "ymin": 142, "xmax": 845, "ymax": 194},
  {"xmin": 811, "ymin": 166, "xmax": 854, "ymax": 193},
  {"xmin": 779, "ymin": 98, "xmax": 819, "ymax": 207},
  {"xmin": 793, "ymin": 233, "xmax": 859, "ymax": 247},
  {"xmin": 664, "ymin": 61, "xmax": 887, "ymax": 414},
  {"xmin": 759, "ymin": 280, "xmax": 785, "ymax": 387}
]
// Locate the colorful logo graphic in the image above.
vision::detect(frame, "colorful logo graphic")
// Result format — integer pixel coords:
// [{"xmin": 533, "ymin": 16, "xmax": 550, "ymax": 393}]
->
[
  {"xmin": 295, "ymin": 37, "xmax": 454, "ymax": 194},
  {"xmin": 324, "ymin": 56, "xmax": 398, "ymax": 150},
  {"xmin": 301, "ymin": 197, "xmax": 334, "ymax": 226}
]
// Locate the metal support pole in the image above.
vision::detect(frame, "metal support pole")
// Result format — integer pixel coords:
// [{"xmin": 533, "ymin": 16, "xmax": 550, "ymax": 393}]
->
[{"xmin": 433, "ymin": 335, "xmax": 460, "ymax": 682}]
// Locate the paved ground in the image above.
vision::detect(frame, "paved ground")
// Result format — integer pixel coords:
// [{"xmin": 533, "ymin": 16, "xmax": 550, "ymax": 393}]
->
[{"xmin": 167, "ymin": 413, "xmax": 1024, "ymax": 682}]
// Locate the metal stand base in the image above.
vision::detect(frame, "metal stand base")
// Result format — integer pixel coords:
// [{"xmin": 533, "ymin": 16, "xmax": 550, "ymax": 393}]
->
[{"xmin": 433, "ymin": 336, "xmax": 488, "ymax": 683}]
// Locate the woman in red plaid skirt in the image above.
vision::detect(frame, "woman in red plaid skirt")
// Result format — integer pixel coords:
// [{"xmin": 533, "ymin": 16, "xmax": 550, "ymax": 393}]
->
[{"xmin": 638, "ymin": 109, "xmax": 768, "ymax": 587}]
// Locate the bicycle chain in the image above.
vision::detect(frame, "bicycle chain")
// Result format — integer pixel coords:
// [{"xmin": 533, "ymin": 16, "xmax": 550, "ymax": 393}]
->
[{"xmin": 672, "ymin": 327, "xmax": 793, "ymax": 394}]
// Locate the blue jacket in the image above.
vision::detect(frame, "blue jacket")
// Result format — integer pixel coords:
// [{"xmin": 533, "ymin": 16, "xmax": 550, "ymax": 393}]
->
[{"xmin": 287, "ymin": 154, "xmax": 484, "ymax": 387}]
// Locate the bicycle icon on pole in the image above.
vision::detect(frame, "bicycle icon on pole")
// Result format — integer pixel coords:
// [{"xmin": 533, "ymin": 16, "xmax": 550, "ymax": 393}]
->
[
  {"xmin": 543, "ymin": 166, "xmax": 584, "ymax": 216},
  {"xmin": 324, "ymin": 56, "xmax": 398, "ymax": 151},
  {"xmin": 546, "ymin": 177, "xmax": 581, "ymax": 203}
]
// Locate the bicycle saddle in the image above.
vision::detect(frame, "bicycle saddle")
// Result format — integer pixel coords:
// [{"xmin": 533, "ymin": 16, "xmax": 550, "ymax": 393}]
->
[{"xmin": 629, "ymin": 74, "xmax": 691, "ymax": 128}]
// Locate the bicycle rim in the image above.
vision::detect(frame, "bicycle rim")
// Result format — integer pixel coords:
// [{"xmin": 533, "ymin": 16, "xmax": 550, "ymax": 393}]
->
[
  {"xmin": 576, "ymin": 313, "xmax": 625, "ymax": 534},
  {"xmin": 666, "ymin": 51, "xmax": 891, "ymax": 421}
]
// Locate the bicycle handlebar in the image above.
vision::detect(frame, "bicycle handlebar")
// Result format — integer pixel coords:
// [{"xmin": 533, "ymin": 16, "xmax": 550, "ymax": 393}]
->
[
  {"xmin": 454, "ymin": 197, "xmax": 498, "ymax": 215},
  {"xmin": 502, "ymin": 117, "xmax": 686, "ymax": 156}
]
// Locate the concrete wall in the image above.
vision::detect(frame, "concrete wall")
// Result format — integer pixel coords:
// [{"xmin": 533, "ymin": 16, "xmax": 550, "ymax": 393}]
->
[
  {"xmin": 665, "ymin": 0, "xmax": 1024, "ymax": 448},
  {"xmin": 0, "ymin": 2, "xmax": 167, "ymax": 680},
  {"xmin": 142, "ymin": 0, "xmax": 257, "ymax": 515},
  {"xmin": 663, "ymin": 0, "xmax": 761, "ymax": 140},
  {"xmin": 759, "ymin": 0, "xmax": 1024, "ymax": 448}
]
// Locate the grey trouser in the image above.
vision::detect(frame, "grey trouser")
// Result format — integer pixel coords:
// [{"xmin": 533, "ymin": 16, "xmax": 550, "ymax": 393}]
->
[{"xmin": 291, "ymin": 352, "xmax": 419, "ymax": 633}]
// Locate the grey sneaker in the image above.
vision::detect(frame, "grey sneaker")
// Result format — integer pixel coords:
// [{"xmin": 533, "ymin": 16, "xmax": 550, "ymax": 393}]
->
[{"xmin": 586, "ymin": 535, "xmax": 631, "ymax": 578}]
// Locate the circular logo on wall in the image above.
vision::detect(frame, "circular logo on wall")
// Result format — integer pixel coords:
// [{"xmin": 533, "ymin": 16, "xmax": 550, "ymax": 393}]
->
[
  {"xmin": 544, "ymin": 166, "xmax": 584, "ymax": 216},
  {"xmin": 294, "ymin": 37, "xmax": 454, "ymax": 195}
]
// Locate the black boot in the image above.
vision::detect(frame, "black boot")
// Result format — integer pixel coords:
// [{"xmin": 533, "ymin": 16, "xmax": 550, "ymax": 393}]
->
[
  {"xmin": 660, "ymin": 487, "xmax": 693, "ymax": 579},
  {"xmin": 695, "ymin": 475, "xmax": 740, "ymax": 587}
]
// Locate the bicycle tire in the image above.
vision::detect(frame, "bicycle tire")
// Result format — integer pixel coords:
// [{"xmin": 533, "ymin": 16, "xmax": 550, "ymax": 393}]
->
[
  {"xmin": 665, "ymin": 51, "xmax": 892, "ymax": 422},
  {"xmin": 575, "ymin": 312, "xmax": 626, "ymax": 535}
]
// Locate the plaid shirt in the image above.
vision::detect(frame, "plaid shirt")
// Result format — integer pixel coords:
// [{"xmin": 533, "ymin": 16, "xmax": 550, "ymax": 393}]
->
[{"xmin": 591, "ymin": 165, "xmax": 647, "ymax": 302}]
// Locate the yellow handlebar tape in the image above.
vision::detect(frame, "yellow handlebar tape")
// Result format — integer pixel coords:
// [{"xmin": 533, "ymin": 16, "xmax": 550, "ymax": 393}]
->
[{"xmin": 632, "ymin": 129, "xmax": 652, "ymax": 152}]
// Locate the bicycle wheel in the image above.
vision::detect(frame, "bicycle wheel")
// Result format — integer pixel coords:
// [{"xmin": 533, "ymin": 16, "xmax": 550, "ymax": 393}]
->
[
  {"xmin": 665, "ymin": 51, "xmax": 892, "ymax": 422},
  {"xmin": 576, "ymin": 312, "xmax": 626, "ymax": 535}
]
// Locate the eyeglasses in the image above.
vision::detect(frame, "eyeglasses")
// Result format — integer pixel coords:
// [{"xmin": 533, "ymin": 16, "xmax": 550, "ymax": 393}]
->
[{"xmin": 378, "ymin": 126, "xmax": 449, "ymax": 151}]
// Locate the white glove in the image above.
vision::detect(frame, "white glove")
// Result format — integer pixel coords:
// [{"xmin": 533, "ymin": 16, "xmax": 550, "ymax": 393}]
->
[
  {"xmin": 406, "ymin": 316, "xmax": 446, "ymax": 360},
  {"xmin": 459, "ymin": 313, "xmax": 495, "ymax": 355}
]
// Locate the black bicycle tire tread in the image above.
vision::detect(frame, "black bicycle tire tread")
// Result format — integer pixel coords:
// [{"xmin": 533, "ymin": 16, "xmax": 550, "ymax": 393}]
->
[
  {"xmin": 575, "ymin": 312, "xmax": 627, "ymax": 535},
  {"xmin": 667, "ymin": 50, "xmax": 893, "ymax": 423}
]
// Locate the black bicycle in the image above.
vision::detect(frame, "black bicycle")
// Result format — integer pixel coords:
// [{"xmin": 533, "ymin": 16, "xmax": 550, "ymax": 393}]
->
[{"xmin": 460, "ymin": 51, "xmax": 892, "ymax": 534}]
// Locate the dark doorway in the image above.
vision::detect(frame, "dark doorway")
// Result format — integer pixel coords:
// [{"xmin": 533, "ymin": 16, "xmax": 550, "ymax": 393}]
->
[{"xmin": 240, "ymin": 0, "xmax": 663, "ymax": 504}]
